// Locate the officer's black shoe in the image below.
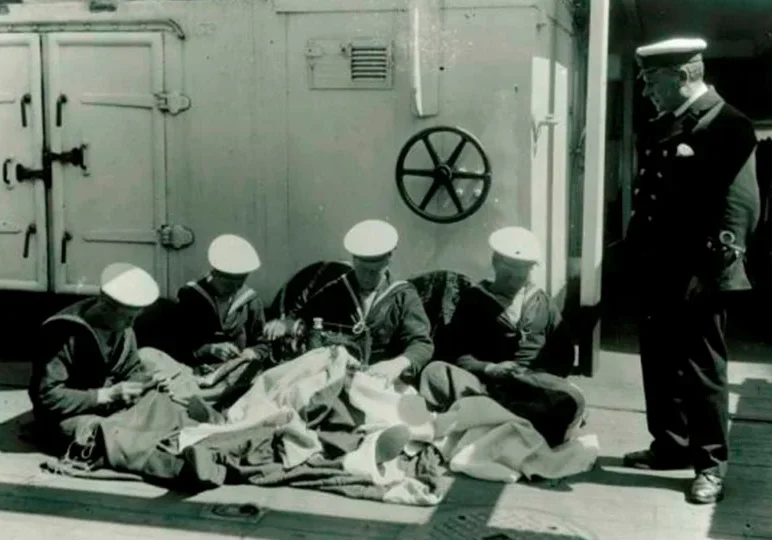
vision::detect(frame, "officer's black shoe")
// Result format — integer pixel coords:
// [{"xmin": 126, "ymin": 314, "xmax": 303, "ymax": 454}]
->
[
  {"xmin": 622, "ymin": 448, "xmax": 691, "ymax": 470},
  {"xmin": 687, "ymin": 472, "xmax": 725, "ymax": 504}
]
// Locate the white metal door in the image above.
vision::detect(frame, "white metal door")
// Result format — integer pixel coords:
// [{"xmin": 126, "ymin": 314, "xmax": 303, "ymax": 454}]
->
[
  {"xmin": 45, "ymin": 32, "xmax": 168, "ymax": 295},
  {"xmin": 0, "ymin": 34, "xmax": 48, "ymax": 291}
]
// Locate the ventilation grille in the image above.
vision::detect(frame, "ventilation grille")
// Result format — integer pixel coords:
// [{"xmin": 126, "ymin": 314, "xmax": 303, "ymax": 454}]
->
[
  {"xmin": 306, "ymin": 38, "xmax": 393, "ymax": 90},
  {"xmin": 350, "ymin": 45, "xmax": 389, "ymax": 81}
]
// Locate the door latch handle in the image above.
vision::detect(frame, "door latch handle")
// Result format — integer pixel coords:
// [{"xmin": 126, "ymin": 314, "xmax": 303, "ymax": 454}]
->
[
  {"xmin": 60, "ymin": 231, "xmax": 73, "ymax": 264},
  {"xmin": 23, "ymin": 224, "xmax": 37, "ymax": 258},
  {"xmin": 20, "ymin": 93, "xmax": 31, "ymax": 128},
  {"xmin": 46, "ymin": 143, "xmax": 89, "ymax": 176},
  {"xmin": 56, "ymin": 94, "xmax": 68, "ymax": 127},
  {"xmin": 3, "ymin": 158, "xmax": 46, "ymax": 189},
  {"xmin": 2, "ymin": 158, "xmax": 15, "ymax": 188},
  {"xmin": 79, "ymin": 143, "xmax": 90, "ymax": 176}
]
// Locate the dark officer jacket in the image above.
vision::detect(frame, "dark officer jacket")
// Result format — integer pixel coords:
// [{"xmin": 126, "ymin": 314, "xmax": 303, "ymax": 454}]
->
[{"xmin": 625, "ymin": 87, "xmax": 760, "ymax": 300}]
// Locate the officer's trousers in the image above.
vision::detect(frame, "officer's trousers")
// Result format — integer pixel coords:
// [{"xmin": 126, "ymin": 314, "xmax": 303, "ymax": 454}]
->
[{"xmin": 639, "ymin": 294, "xmax": 729, "ymax": 476}]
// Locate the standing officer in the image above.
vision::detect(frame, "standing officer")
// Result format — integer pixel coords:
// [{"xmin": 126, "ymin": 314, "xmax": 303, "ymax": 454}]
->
[{"xmin": 622, "ymin": 37, "xmax": 760, "ymax": 504}]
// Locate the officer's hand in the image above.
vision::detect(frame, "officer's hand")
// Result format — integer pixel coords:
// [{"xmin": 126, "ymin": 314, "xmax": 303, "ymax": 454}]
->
[
  {"xmin": 264, "ymin": 319, "xmax": 289, "ymax": 341},
  {"xmin": 483, "ymin": 361, "xmax": 522, "ymax": 379},
  {"xmin": 685, "ymin": 275, "xmax": 706, "ymax": 302}
]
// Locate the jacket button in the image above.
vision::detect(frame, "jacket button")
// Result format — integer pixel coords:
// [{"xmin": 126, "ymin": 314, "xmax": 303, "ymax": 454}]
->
[
  {"xmin": 650, "ymin": 194, "xmax": 656, "ymax": 200},
  {"xmin": 645, "ymin": 149, "xmax": 651, "ymax": 156},
  {"xmin": 656, "ymin": 172, "xmax": 663, "ymax": 178},
  {"xmin": 634, "ymin": 188, "xmax": 640, "ymax": 195},
  {"xmin": 639, "ymin": 168, "xmax": 646, "ymax": 175},
  {"xmin": 647, "ymin": 216, "xmax": 653, "ymax": 222},
  {"xmin": 662, "ymin": 150, "xmax": 668, "ymax": 157}
]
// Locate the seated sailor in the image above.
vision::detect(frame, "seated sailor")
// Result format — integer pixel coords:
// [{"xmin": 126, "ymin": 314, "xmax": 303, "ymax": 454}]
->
[
  {"xmin": 264, "ymin": 219, "xmax": 434, "ymax": 385},
  {"xmin": 144, "ymin": 233, "xmax": 273, "ymax": 407},
  {"xmin": 419, "ymin": 226, "xmax": 586, "ymax": 447},
  {"xmin": 28, "ymin": 262, "xmax": 159, "ymax": 452},
  {"xmin": 176, "ymin": 234, "xmax": 271, "ymax": 371}
]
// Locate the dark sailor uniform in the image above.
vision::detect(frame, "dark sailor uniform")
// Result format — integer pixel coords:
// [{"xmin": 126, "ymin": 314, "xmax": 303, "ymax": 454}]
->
[
  {"xmin": 288, "ymin": 269, "xmax": 435, "ymax": 383},
  {"xmin": 176, "ymin": 278, "xmax": 271, "ymax": 369},
  {"xmin": 29, "ymin": 299, "xmax": 151, "ymax": 450},
  {"xmin": 28, "ymin": 263, "xmax": 160, "ymax": 453},
  {"xmin": 419, "ymin": 281, "xmax": 585, "ymax": 448}
]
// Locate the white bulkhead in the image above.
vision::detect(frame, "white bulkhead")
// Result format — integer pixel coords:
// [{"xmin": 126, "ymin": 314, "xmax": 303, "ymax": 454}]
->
[{"xmin": 0, "ymin": 0, "xmax": 579, "ymax": 303}]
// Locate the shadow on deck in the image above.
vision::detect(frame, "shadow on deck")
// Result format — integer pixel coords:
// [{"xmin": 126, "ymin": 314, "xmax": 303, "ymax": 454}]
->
[
  {"xmin": 709, "ymin": 378, "xmax": 772, "ymax": 540},
  {"xmin": 0, "ymin": 463, "xmax": 601, "ymax": 539}
]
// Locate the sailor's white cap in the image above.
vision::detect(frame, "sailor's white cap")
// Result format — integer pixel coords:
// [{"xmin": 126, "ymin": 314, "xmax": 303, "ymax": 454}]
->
[
  {"xmin": 343, "ymin": 219, "xmax": 399, "ymax": 259},
  {"xmin": 636, "ymin": 38, "xmax": 707, "ymax": 70},
  {"xmin": 489, "ymin": 226, "xmax": 541, "ymax": 264},
  {"xmin": 207, "ymin": 234, "xmax": 261, "ymax": 275},
  {"xmin": 100, "ymin": 262, "xmax": 160, "ymax": 308}
]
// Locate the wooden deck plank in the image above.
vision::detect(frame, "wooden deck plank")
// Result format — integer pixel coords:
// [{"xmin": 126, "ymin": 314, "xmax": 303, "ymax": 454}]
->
[{"xmin": 572, "ymin": 348, "xmax": 772, "ymax": 422}]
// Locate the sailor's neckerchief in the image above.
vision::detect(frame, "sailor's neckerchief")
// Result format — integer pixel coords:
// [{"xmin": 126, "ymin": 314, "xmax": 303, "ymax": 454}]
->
[
  {"xmin": 335, "ymin": 270, "xmax": 408, "ymax": 336},
  {"xmin": 43, "ymin": 304, "xmax": 133, "ymax": 369},
  {"xmin": 186, "ymin": 278, "xmax": 257, "ymax": 329},
  {"xmin": 477, "ymin": 280, "xmax": 541, "ymax": 330}
]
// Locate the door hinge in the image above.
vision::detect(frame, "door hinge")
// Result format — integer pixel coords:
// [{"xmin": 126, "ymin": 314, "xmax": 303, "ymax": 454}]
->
[
  {"xmin": 158, "ymin": 224, "xmax": 195, "ymax": 250},
  {"xmin": 154, "ymin": 92, "xmax": 191, "ymax": 115}
]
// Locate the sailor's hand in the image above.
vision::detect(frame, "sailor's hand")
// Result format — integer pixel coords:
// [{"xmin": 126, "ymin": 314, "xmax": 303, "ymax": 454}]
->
[
  {"xmin": 483, "ymin": 361, "xmax": 522, "ymax": 379},
  {"xmin": 345, "ymin": 355, "xmax": 363, "ymax": 376},
  {"xmin": 197, "ymin": 342, "xmax": 241, "ymax": 362},
  {"xmin": 117, "ymin": 381, "xmax": 144, "ymax": 403},
  {"xmin": 99, "ymin": 381, "xmax": 144, "ymax": 405},
  {"xmin": 241, "ymin": 348, "xmax": 259, "ymax": 361},
  {"xmin": 264, "ymin": 319, "xmax": 289, "ymax": 341},
  {"xmin": 366, "ymin": 356, "xmax": 411, "ymax": 382},
  {"xmin": 195, "ymin": 372, "xmax": 217, "ymax": 389},
  {"xmin": 151, "ymin": 374, "xmax": 194, "ymax": 406},
  {"xmin": 152, "ymin": 372, "xmax": 181, "ymax": 394},
  {"xmin": 167, "ymin": 391, "xmax": 193, "ymax": 407}
]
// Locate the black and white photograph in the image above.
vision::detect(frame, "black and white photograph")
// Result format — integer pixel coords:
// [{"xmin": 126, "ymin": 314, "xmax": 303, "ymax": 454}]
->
[{"xmin": 0, "ymin": 0, "xmax": 770, "ymax": 538}]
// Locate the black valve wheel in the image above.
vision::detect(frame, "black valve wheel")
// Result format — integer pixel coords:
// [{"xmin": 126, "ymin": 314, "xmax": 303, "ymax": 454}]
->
[{"xmin": 396, "ymin": 126, "xmax": 492, "ymax": 224}]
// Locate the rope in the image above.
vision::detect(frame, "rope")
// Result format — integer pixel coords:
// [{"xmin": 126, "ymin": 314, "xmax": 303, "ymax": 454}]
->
[{"xmin": 41, "ymin": 424, "xmax": 144, "ymax": 481}]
